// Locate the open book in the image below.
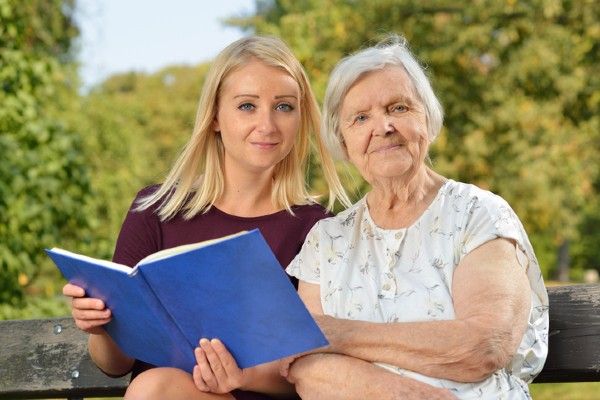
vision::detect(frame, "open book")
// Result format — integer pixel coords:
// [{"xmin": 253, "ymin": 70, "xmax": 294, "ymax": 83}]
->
[{"xmin": 46, "ymin": 229, "xmax": 328, "ymax": 373}]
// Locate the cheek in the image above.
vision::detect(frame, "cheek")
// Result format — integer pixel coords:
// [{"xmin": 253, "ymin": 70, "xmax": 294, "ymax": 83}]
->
[
  {"xmin": 344, "ymin": 140, "xmax": 372, "ymax": 175},
  {"xmin": 406, "ymin": 136, "xmax": 430, "ymax": 166},
  {"xmin": 283, "ymin": 119, "xmax": 301, "ymax": 145},
  {"xmin": 341, "ymin": 132, "xmax": 368, "ymax": 159}
]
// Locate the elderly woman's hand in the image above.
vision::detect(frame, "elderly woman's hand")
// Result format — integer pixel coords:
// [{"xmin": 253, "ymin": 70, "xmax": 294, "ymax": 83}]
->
[{"xmin": 279, "ymin": 355, "xmax": 300, "ymax": 379}]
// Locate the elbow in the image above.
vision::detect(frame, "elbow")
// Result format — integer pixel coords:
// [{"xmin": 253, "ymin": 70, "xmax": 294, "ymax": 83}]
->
[
  {"xmin": 457, "ymin": 331, "xmax": 515, "ymax": 382},
  {"xmin": 468, "ymin": 344, "xmax": 511, "ymax": 382}
]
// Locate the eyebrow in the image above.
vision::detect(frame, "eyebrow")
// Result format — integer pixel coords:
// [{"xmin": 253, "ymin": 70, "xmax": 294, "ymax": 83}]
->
[
  {"xmin": 233, "ymin": 94, "xmax": 298, "ymax": 100},
  {"xmin": 344, "ymin": 95, "xmax": 415, "ymax": 114},
  {"xmin": 341, "ymin": 106, "xmax": 369, "ymax": 121}
]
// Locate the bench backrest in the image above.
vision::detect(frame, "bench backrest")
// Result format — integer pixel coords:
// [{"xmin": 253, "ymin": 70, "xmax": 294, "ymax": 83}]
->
[
  {"xmin": 0, "ymin": 284, "xmax": 599, "ymax": 399},
  {"xmin": 533, "ymin": 284, "xmax": 600, "ymax": 383}
]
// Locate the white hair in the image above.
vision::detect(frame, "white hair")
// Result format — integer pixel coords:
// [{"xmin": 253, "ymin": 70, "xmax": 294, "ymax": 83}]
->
[{"xmin": 322, "ymin": 34, "xmax": 444, "ymax": 160}]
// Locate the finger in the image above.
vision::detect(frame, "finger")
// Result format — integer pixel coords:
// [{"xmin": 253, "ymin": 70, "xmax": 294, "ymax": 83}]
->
[
  {"xmin": 279, "ymin": 361, "xmax": 289, "ymax": 378},
  {"xmin": 196, "ymin": 340, "xmax": 219, "ymax": 390},
  {"xmin": 72, "ymin": 296, "xmax": 107, "ymax": 312},
  {"xmin": 193, "ymin": 363, "xmax": 210, "ymax": 392},
  {"xmin": 74, "ymin": 318, "xmax": 111, "ymax": 334},
  {"xmin": 194, "ymin": 345, "xmax": 204, "ymax": 365},
  {"xmin": 70, "ymin": 299, "xmax": 111, "ymax": 333},
  {"xmin": 200, "ymin": 338, "xmax": 227, "ymax": 380},
  {"xmin": 71, "ymin": 307, "xmax": 111, "ymax": 322},
  {"xmin": 210, "ymin": 339, "xmax": 243, "ymax": 386},
  {"xmin": 279, "ymin": 358, "xmax": 290, "ymax": 377},
  {"xmin": 62, "ymin": 283, "xmax": 86, "ymax": 297},
  {"xmin": 210, "ymin": 339, "xmax": 240, "ymax": 374}
]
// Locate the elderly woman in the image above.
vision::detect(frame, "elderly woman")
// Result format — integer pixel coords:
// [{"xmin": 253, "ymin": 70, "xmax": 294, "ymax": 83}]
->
[{"xmin": 281, "ymin": 35, "xmax": 549, "ymax": 399}]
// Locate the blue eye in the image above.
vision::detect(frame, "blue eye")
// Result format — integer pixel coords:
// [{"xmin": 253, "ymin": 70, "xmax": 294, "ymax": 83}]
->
[
  {"xmin": 239, "ymin": 103, "xmax": 255, "ymax": 111},
  {"xmin": 355, "ymin": 115, "xmax": 367, "ymax": 123},
  {"xmin": 394, "ymin": 105, "xmax": 408, "ymax": 112},
  {"xmin": 276, "ymin": 103, "xmax": 294, "ymax": 112}
]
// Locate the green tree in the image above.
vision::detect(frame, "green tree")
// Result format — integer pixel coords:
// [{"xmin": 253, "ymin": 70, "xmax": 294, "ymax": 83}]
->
[
  {"xmin": 0, "ymin": 0, "xmax": 91, "ymax": 307},
  {"xmin": 229, "ymin": 0, "xmax": 600, "ymax": 278},
  {"xmin": 70, "ymin": 65, "xmax": 210, "ymax": 261}
]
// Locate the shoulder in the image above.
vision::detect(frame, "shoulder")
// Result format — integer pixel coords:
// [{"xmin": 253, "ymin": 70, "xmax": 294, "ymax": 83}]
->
[
  {"xmin": 122, "ymin": 184, "xmax": 165, "ymax": 225},
  {"xmin": 113, "ymin": 185, "xmax": 164, "ymax": 265},
  {"xmin": 307, "ymin": 198, "xmax": 365, "ymax": 234},
  {"xmin": 130, "ymin": 183, "xmax": 184, "ymax": 216},
  {"xmin": 133, "ymin": 184, "xmax": 162, "ymax": 204},
  {"xmin": 444, "ymin": 180, "xmax": 530, "ymax": 250},
  {"xmin": 441, "ymin": 180, "xmax": 511, "ymax": 214},
  {"xmin": 136, "ymin": 184, "xmax": 162, "ymax": 196},
  {"xmin": 291, "ymin": 202, "xmax": 334, "ymax": 222},
  {"xmin": 123, "ymin": 185, "xmax": 163, "ymax": 220}
]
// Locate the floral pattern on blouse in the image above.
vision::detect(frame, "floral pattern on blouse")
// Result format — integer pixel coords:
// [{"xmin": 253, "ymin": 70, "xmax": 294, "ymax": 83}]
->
[{"xmin": 287, "ymin": 179, "xmax": 549, "ymax": 400}]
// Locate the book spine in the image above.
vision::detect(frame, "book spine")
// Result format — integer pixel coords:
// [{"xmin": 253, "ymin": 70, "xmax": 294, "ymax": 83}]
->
[{"xmin": 135, "ymin": 269, "xmax": 196, "ymax": 371}]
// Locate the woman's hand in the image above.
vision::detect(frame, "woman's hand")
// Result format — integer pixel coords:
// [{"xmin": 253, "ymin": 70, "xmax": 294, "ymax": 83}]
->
[
  {"xmin": 193, "ymin": 338, "xmax": 247, "ymax": 394},
  {"xmin": 279, "ymin": 345, "xmax": 331, "ymax": 380},
  {"xmin": 278, "ymin": 355, "xmax": 301, "ymax": 379},
  {"xmin": 62, "ymin": 283, "xmax": 111, "ymax": 335}
]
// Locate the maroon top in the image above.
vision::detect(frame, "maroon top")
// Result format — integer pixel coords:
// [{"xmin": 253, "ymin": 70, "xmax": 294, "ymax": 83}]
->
[{"xmin": 112, "ymin": 185, "xmax": 333, "ymax": 400}]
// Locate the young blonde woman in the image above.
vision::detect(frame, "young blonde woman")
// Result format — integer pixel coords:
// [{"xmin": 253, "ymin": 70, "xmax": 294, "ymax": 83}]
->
[{"xmin": 63, "ymin": 34, "xmax": 349, "ymax": 400}]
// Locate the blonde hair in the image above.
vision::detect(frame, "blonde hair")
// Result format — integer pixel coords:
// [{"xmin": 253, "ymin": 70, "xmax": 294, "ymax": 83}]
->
[{"xmin": 136, "ymin": 35, "xmax": 350, "ymax": 220}]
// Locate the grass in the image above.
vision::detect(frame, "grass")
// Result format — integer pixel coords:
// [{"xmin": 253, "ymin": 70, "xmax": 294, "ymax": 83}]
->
[{"xmin": 530, "ymin": 382, "xmax": 600, "ymax": 399}]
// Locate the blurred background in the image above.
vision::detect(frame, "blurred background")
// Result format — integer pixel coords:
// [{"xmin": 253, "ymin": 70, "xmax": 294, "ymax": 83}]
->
[{"xmin": 1, "ymin": 0, "xmax": 598, "ymax": 398}]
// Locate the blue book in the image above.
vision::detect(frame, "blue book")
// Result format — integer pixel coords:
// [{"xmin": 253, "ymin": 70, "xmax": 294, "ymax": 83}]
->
[{"xmin": 46, "ymin": 229, "xmax": 328, "ymax": 373}]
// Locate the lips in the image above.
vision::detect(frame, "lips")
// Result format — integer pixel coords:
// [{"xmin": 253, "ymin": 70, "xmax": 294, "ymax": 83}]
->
[
  {"xmin": 371, "ymin": 143, "xmax": 404, "ymax": 154},
  {"xmin": 251, "ymin": 141, "xmax": 279, "ymax": 149}
]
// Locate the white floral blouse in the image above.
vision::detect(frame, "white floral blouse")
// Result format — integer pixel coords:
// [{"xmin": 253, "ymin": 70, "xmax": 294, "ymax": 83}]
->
[{"xmin": 286, "ymin": 179, "xmax": 549, "ymax": 400}]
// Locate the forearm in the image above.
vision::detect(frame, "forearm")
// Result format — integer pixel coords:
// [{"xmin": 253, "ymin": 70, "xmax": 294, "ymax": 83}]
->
[
  {"xmin": 322, "ymin": 316, "xmax": 511, "ymax": 382},
  {"xmin": 240, "ymin": 361, "xmax": 297, "ymax": 398},
  {"xmin": 88, "ymin": 331, "xmax": 135, "ymax": 377},
  {"xmin": 288, "ymin": 353, "xmax": 456, "ymax": 400}
]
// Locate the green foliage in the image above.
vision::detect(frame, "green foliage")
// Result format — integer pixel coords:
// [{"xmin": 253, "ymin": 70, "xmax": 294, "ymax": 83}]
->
[
  {"xmin": 571, "ymin": 191, "xmax": 600, "ymax": 272},
  {"xmin": 0, "ymin": 294, "xmax": 70, "ymax": 319},
  {"xmin": 0, "ymin": 0, "xmax": 92, "ymax": 307},
  {"xmin": 2, "ymin": 0, "xmax": 598, "ymax": 318},
  {"xmin": 229, "ymin": 0, "xmax": 600, "ymax": 278},
  {"xmin": 71, "ymin": 65, "xmax": 210, "ymax": 260}
]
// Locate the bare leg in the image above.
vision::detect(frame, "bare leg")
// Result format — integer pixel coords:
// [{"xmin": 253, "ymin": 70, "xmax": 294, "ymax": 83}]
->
[
  {"xmin": 288, "ymin": 354, "xmax": 456, "ymax": 400},
  {"xmin": 124, "ymin": 367, "xmax": 236, "ymax": 400}
]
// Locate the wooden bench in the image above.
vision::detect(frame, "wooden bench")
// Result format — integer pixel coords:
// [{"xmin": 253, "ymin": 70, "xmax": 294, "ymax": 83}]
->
[{"xmin": 1, "ymin": 284, "xmax": 599, "ymax": 399}]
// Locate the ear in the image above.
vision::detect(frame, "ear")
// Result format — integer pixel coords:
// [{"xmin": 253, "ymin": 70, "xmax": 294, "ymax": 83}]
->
[
  {"xmin": 340, "ymin": 134, "xmax": 350, "ymax": 160},
  {"xmin": 211, "ymin": 115, "xmax": 220, "ymax": 133}
]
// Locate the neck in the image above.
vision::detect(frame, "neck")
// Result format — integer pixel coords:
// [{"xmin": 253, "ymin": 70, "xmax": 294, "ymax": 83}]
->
[
  {"xmin": 215, "ymin": 166, "xmax": 279, "ymax": 217},
  {"xmin": 367, "ymin": 167, "xmax": 445, "ymax": 229}
]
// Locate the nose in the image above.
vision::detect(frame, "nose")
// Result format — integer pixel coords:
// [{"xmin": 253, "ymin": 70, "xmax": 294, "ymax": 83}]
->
[
  {"xmin": 257, "ymin": 110, "xmax": 276, "ymax": 134},
  {"xmin": 373, "ymin": 114, "xmax": 395, "ymax": 137}
]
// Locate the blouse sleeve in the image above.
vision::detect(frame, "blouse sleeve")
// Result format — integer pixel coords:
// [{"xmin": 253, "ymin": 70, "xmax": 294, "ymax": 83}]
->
[
  {"xmin": 285, "ymin": 221, "xmax": 324, "ymax": 284},
  {"xmin": 460, "ymin": 193, "xmax": 536, "ymax": 272}
]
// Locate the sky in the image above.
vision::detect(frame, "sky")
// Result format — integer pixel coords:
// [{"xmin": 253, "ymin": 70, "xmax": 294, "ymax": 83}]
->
[{"xmin": 75, "ymin": 0, "xmax": 256, "ymax": 89}]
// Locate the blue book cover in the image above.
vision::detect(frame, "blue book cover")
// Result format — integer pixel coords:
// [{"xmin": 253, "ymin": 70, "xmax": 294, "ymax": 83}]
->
[{"xmin": 46, "ymin": 229, "xmax": 328, "ymax": 373}]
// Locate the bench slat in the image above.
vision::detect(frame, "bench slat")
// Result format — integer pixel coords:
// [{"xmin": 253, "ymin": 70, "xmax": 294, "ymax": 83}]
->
[
  {"xmin": 533, "ymin": 284, "xmax": 600, "ymax": 383},
  {"xmin": 0, "ymin": 317, "xmax": 128, "ymax": 399}
]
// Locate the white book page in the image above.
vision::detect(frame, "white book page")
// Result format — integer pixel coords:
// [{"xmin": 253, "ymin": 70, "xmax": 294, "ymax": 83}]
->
[
  {"xmin": 48, "ymin": 248, "xmax": 133, "ymax": 274},
  {"xmin": 137, "ymin": 230, "xmax": 248, "ymax": 265}
]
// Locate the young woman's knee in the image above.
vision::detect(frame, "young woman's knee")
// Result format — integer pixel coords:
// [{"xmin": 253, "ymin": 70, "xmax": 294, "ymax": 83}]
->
[{"xmin": 124, "ymin": 368, "xmax": 195, "ymax": 400}]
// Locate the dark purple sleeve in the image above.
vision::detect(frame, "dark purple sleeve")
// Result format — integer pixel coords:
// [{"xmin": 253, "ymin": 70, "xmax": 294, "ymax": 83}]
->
[
  {"xmin": 256, "ymin": 204, "xmax": 334, "ymax": 270},
  {"xmin": 112, "ymin": 186, "xmax": 162, "ymax": 267}
]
